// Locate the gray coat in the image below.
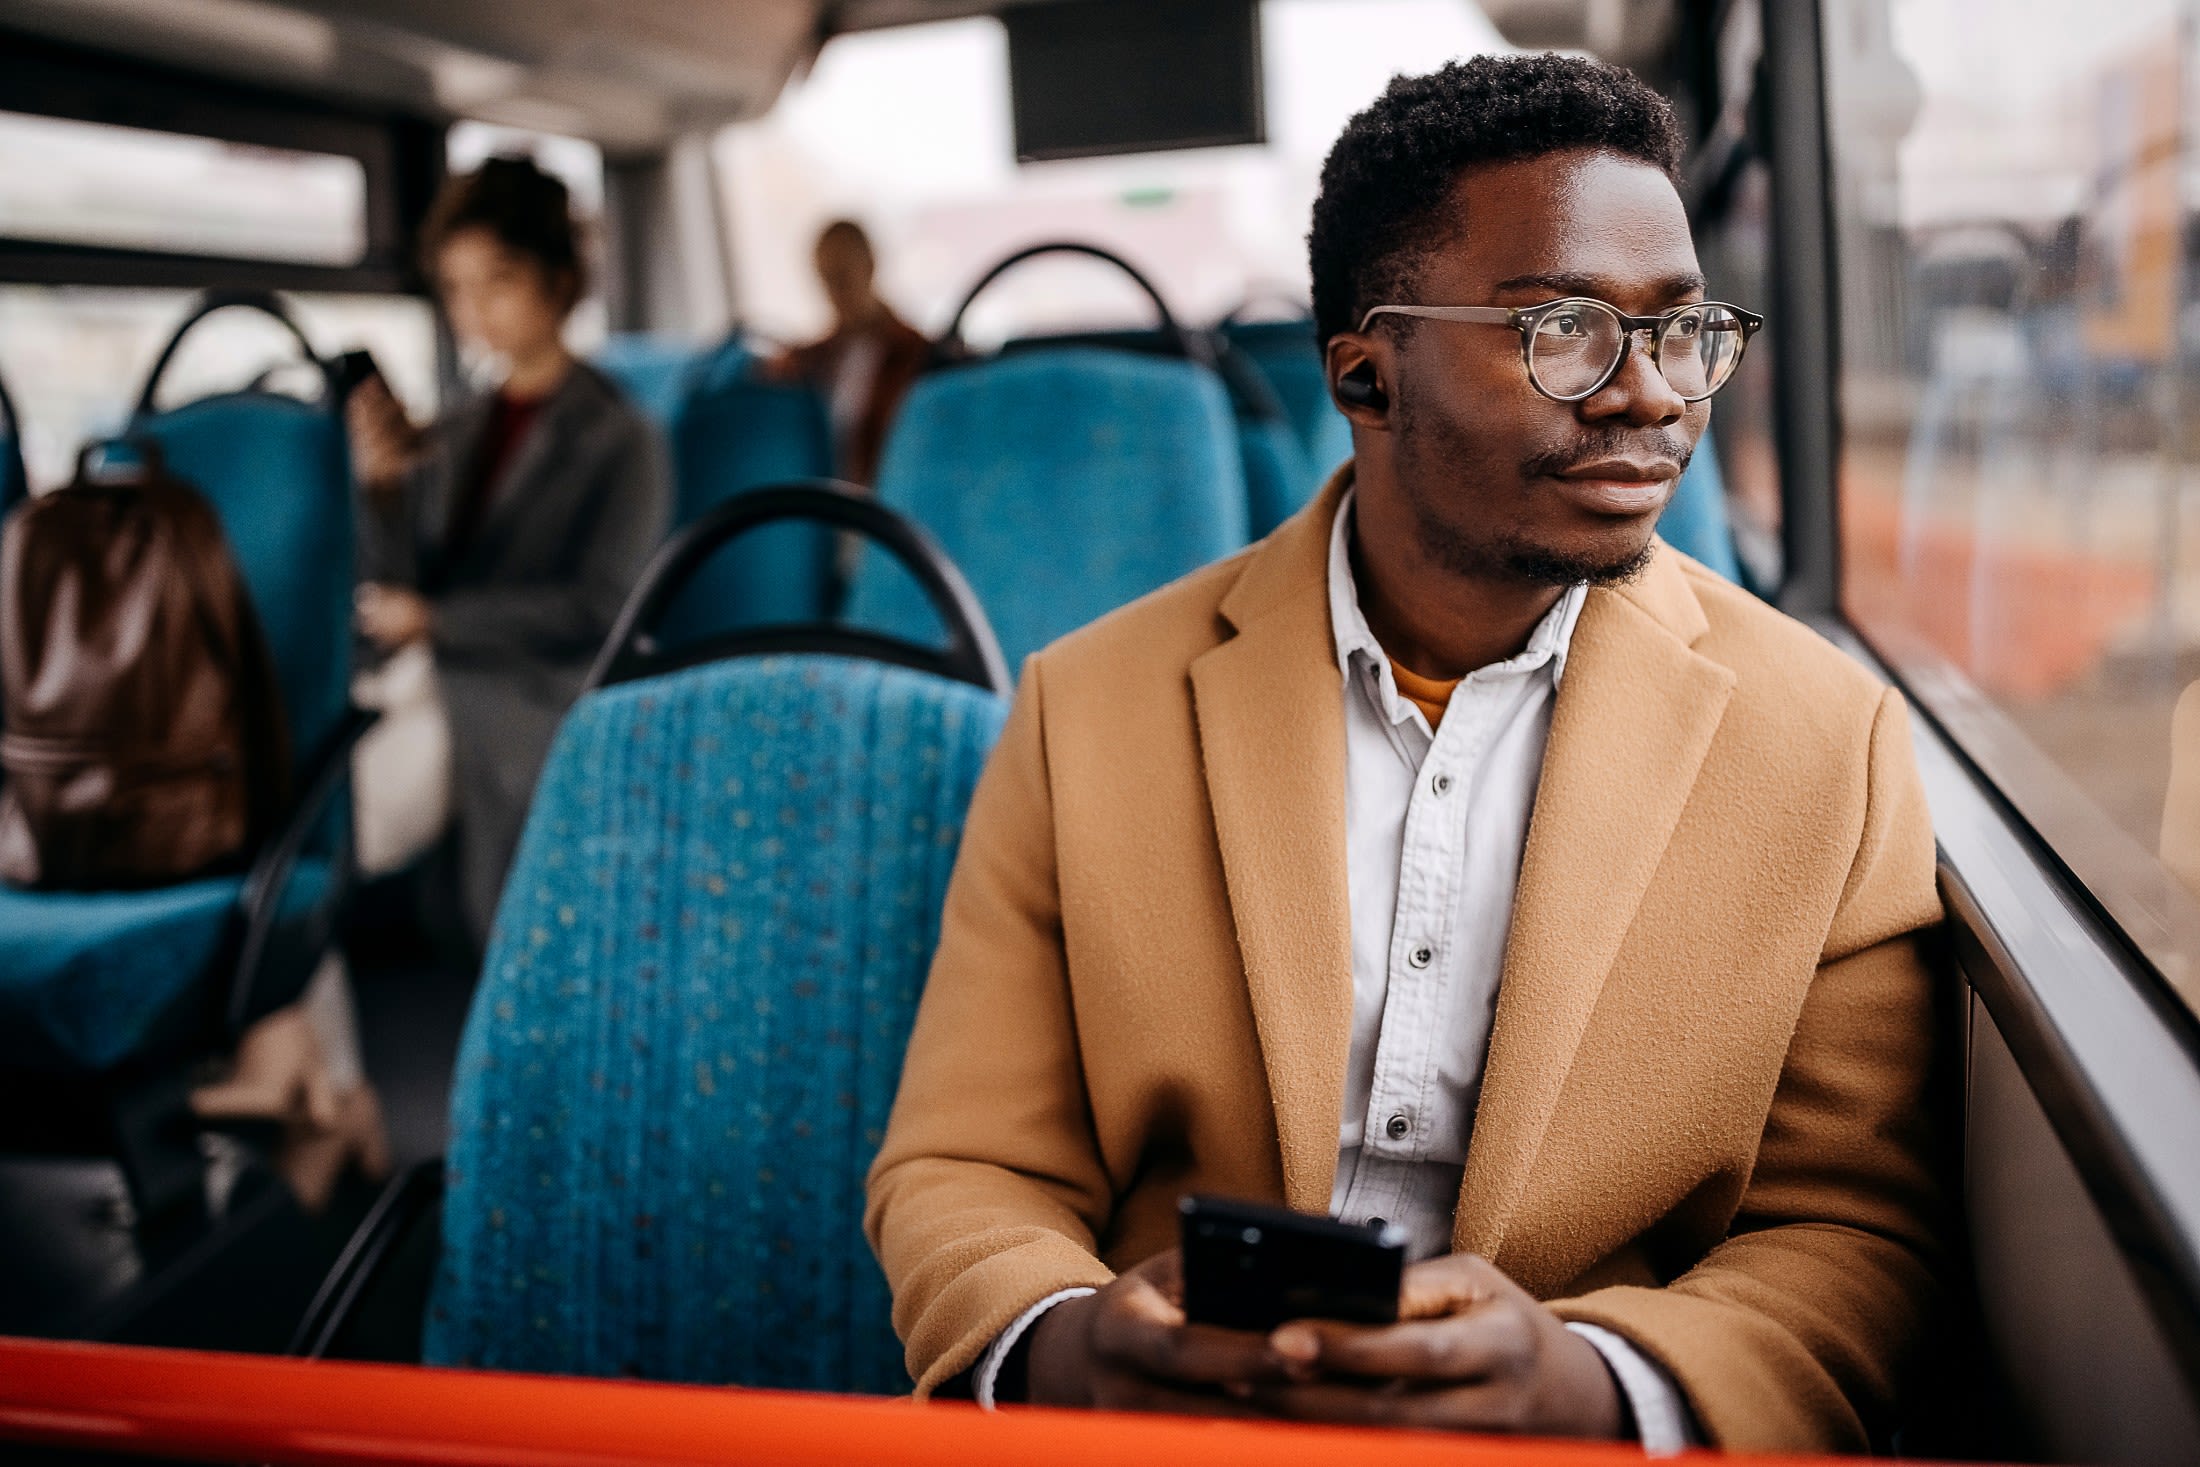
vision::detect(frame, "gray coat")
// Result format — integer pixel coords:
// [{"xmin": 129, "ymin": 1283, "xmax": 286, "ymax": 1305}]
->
[{"xmin": 360, "ymin": 363, "xmax": 669, "ymax": 948}]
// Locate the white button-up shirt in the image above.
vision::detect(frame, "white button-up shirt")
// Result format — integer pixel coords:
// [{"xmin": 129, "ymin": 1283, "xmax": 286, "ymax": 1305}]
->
[
  {"xmin": 1321, "ymin": 489, "xmax": 1691, "ymax": 1452},
  {"xmin": 979, "ymin": 490, "xmax": 1695, "ymax": 1451},
  {"xmin": 1325, "ymin": 487, "xmax": 1584, "ymax": 1259}
]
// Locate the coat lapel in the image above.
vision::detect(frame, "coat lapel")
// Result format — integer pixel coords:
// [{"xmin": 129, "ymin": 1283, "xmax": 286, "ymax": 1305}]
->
[
  {"xmin": 417, "ymin": 391, "xmax": 495, "ymax": 558},
  {"xmin": 1190, "ymin": 473, "xmax": 1356, "ymax": 1213},
  {"xmin": 1453, "ymin": 551, "xmax": 1735, "ymax": 1268},
  {"xmin": 466, "ymin": 370, "xmax": 587, "ymax": 555}
]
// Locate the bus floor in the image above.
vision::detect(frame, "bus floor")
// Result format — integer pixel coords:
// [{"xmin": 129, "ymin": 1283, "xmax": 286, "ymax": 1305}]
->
[{"xmin": 345, "ymin": 878, "xmax": 480, "ymax": 1169}]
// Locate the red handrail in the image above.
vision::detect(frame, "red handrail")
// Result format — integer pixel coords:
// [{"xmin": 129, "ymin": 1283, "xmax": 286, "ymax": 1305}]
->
[{"xmin": 0, "ymin": 1335, "xmax": 1867, "ymax": 1466}]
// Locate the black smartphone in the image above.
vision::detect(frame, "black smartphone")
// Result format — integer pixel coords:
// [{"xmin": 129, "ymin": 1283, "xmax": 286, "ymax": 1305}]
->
[
  {"xmin": 1178, "ymin": 1194, "xmax": 1406, "ymax": 1333},
  {"xmin": 328, "ymin": 348, "xmax": 384, "ymax": 400}
]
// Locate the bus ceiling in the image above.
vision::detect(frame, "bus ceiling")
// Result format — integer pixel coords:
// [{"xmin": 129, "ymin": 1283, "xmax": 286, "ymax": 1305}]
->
[
  {"xmin": 0, "ymin": 0, "xmax": 1693, "ymax": 157},
  {"xmin": 0, "ymin": 0, "xmax": 822, "ymax": 156}
]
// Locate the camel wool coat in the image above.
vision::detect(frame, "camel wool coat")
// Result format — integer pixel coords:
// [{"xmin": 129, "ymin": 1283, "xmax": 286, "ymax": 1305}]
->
[{"xmin": 865, "ymin": 468, "xmax": 1947, "ymax": 1452}]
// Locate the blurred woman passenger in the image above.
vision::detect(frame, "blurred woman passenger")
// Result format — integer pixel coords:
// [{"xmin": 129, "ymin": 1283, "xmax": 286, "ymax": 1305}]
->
[
  {"xmin": 345, "ymin": 155, "xmax": 669, "ymax": 955},
  {"xmin": 769, "ymin": 219, "xmax": 928, "ymax": 487}
]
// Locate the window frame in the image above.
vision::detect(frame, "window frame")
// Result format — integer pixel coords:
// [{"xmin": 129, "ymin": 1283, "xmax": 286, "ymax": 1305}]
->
[
  {"xmin": 0, "ymin": 30, "xmax": 443, "ymax": 295},
  {"xmin": 1770, "ymin": 0, "xmax": 2200, "ymax": 1030},
  {"xmin": 1761, "ymin": 0, "xmax": 1843, "ymax": 622},
  {"xmin": 1766, "ymin": 0, "xmax": 2200, "ymax": 1403}
]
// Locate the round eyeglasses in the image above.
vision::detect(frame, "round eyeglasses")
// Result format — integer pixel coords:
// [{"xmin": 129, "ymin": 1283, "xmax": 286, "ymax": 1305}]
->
[{"xmin": 1357, "ymin": 298, "xmax": 1765, "ymax": 404}]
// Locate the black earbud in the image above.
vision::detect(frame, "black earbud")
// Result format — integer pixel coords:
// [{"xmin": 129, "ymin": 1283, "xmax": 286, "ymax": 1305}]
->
[{"xmin": 1336, "ymin": 363, "xmax": 1387, "ymax": 410}]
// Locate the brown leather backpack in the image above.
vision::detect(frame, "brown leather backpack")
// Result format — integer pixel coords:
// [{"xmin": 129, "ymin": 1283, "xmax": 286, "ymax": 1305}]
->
[{"xmin": 0, "ymin": 441, "xmax": 292, "ymax": 889}]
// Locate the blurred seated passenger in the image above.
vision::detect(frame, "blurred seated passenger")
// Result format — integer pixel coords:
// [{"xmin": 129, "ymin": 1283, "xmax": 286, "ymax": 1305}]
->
[
  {"xmin": 767, "ymin": 219, "xmax": 928, "ymax": 487},
  {"xmin": 868, "ymin": 56, "xmax": 1946, "ymax": 1454},
  {"xmin": 191, "ymin": 953, "xmax": 390, "ymax": 1212},
  {"xmin": 345, "ymin": 156, "xmax": 669, "ymax": 954}
]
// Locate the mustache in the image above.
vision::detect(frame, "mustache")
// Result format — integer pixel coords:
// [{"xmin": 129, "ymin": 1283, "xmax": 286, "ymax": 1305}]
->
[{"xmin": 1519, "ymin": 428, "xmax": 1695, "ymax": 481}]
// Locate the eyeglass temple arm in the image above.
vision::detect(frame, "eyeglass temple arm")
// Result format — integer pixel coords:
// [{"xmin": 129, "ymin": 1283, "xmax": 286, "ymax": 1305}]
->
[{"xmin": 1356, "ymin": 305, "xmax": 1517, "ymax": 332}]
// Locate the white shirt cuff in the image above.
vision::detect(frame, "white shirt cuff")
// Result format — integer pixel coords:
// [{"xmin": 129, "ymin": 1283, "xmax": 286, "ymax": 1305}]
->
[
  {"xmin": 1566, "ymin": 1322, "xmax": 1701, "ymax": 1455},
  {"xmin": 973, "ymin": 1287, "xmax": 1098, "ymax": 1409}
]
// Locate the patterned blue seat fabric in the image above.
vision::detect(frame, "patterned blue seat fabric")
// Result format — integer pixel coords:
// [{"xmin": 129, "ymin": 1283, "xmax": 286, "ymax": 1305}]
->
[
  {"xmin": 1240, "ymin": 415, "xmax": 1318, "ymax": 540},
  {"xmin": 846, "ymin": 349, "xmax": 1248, "ymax": 668},
  {"xmin": 0, "ymin": 390, "xmax": 354, "ymax": 1078},
  {"xmin": 1659, "ymin": 431, "xmax": 1742, "ymax": 583},
  {"xmin": 1003, "ymin": 327, "xmax": 1328, "ymax": 545},
  {"xmin": 660, "ymin": 348, "xmax": 838, "ymax": 642},
  {"xmin": 426, "ymin": 654, "xmax": 1006, "ymax": 1393},
  {"xmin": 1223, "ymin": 319, "xmax": 1354, "ymax": 484}
]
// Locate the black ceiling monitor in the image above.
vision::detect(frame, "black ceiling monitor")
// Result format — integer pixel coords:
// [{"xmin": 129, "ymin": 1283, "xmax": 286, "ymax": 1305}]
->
[{"xmin": 1005, "ymin": 0, "xmax": 1265, "ymax": 163}]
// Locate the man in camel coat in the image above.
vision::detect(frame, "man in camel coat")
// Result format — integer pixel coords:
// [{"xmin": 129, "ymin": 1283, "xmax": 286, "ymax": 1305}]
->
[{"xmin": 867, "ymin": 55, "xmax": 1945, "ymax": 1455}]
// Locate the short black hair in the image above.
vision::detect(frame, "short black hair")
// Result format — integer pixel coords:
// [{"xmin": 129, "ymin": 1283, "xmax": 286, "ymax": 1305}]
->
[
  {"xmin": 421, "ymin": 154, "xmax": 587, "ymax": 309},
  {"xmin": 1308, "ymin": 53, "xmax": 1687, "ymax": 348}
]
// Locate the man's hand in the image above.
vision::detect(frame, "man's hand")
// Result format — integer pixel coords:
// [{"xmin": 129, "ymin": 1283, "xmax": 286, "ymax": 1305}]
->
[
  {"xmin": 356, "ymin": 583, "xmax": 434, "ymax": 650},
  {"xmin": 1024, "ymin": 1250, "xmax": 1279, "ymax": 1414},
  {"xmin": 1246, "ymin": 1252, "xmax": 1627, "ymax": 1438}
]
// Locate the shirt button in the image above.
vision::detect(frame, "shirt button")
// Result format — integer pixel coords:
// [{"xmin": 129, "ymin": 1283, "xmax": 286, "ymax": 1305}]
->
[
  {"xmin": 1431, "ymin": 771, "xmax": 1453, "ymax": 797},
  {"xmin": 1386, "ymin": 1113, "xmax": 1410, "ymax": 1140},
  {"xmin": 1408, "ymin": 945, "xmax": 1433, "ymax": 969}
]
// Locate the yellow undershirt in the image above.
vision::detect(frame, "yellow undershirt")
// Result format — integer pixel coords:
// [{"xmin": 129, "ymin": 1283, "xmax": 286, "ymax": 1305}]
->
[{"xmin": 1387, "ymin": 658, "xmax": 1461, "ymax": 731}]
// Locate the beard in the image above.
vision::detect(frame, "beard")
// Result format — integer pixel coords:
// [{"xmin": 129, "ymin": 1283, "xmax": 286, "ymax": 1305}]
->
[
  {"xmin": 1481, "ymin": 530, "xmax": 1657, "ymax": 588},
  {"xmin": 1394, "ymin": 396, "xmax": 1691, "ymax": 588}
]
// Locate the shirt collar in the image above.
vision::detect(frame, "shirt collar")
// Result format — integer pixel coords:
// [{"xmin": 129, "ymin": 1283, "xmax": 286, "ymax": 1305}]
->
[{"xmin": 1326, "ymin": 488, "xmax": 1586, "ymax": 722}]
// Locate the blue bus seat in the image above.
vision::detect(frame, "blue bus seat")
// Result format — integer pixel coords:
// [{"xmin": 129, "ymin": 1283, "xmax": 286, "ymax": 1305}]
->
[
  {"xmin": 1660, "ymin": 431, "xmax": 1742, "ymax": 583},
  {"xmin": 660, "ymin": 347, "xmax": 838, "ymax": 642},
  {"xmin": 845, "ymin": 348, "xmax": 1248, "ymax": 668},
  {"xmin": 1204, "ymin": 332, "xmax": 1320, "ymax": 539},
  {"xmin": 1221, "ymin": 319, "xmax": 1354, "ymax": 481},
  {"xmin": 1006, "ymin": 324, "xmax": 1323, "ymax": 541},
  {"xmin": 426, "ymin": 653, "xmax": 1006, "ymax": 1392},
  {"xmin": 0, "ymin": 862, "xmax": 333, "ymax": 1074},
  {"xmin": 593, "ymin": 333, "xmax": 700, "ymax": 429},
  {"xmin": 0, "ymin": 384, "xmax": 355, "ymax": 1080},
  {"xmin": 1240, "ymin": 413, "xmax": 1317, "ymax": 540},
  {"xmin": 138, "ymin": 392, "xmax": 354, "ymax": 755}
]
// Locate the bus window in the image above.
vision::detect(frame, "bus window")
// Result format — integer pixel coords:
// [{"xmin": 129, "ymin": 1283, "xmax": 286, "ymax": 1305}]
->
[
  {"xmin": 715, "ymin": 0, "xmax": 1510, "ymax": 342},
  {"xmin": 0, "ymin": 99, "xmax": 437, "ymax": 491},
  {"xmin": 0, "ymin": 109, "xmax": 368, "ymax": 266},
  {"xmin": 0, "ymin": 286, "xmax": 437, "ymax": 492},
  {"xmin": 1824, "ymin": 0, "xmax": 2200, "ymax": 1016}
]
